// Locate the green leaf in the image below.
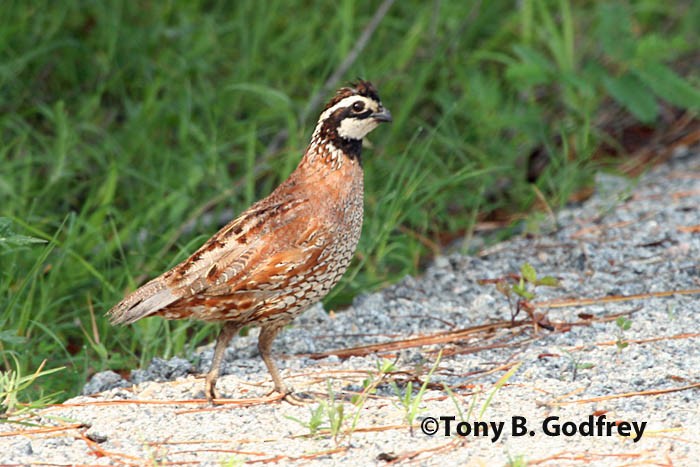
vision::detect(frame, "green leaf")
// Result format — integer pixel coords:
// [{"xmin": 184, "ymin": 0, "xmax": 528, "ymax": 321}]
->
[
  {"xmin": 602, "ymin": 73, "xmax": 659, "ymax": 123},
  {"xmin": 225, "ymin": 83, "xmax": 292, "ymax": 109},
  {"xmin": 558, "ymin": 70, "xmax": 596, "ymax": 99},
  {"xmin": 505, "ymin": 45, "xmax": 554, "ymax": 88},
  {"xmin": 512, "ymin": 284, "xmax": 534, "ymax": 300},
  {"xmin": 635, "ymin": 63, "xmax": 700, "ymax": 111},
  {"xmin": 537, "ymin": 276, "xmax": 560, "ymax": 287},
  {"xmin": 595, "ymin": 3, "xmax": 635, "ymax": 61},
  {"xmin": 0, "ymin": 218, "xmax": 48, "ymax": 249},
  {"xmin": 635, "ymin": 34, "xmax": 686, "ymax": 63},
  {"xmin": 520, "ymin": 262, "xmax": 537, "ymax": 283},
  {"xmin": 512, "ymin": 45, "xmax": 555, "ymax": 71},
  {"xmin": 616, "ymin": 316, "xmax": 632, "ymax": 331},
  {"xmin": 512, "ymin": 283, "xmax": 524, "ymax": 295},
  {"xmin": 0, "ymin": 331, "xmax": 26, "ymax": 346},
  {"xmin": 505, "ymin": 63, "xmax": 551, "ymax": 88}
]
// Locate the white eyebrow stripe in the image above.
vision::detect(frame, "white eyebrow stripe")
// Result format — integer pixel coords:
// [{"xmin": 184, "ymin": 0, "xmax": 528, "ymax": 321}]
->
[{"xmin": 318, "ymin": 96, "xmax": 375, "ymax": 121}]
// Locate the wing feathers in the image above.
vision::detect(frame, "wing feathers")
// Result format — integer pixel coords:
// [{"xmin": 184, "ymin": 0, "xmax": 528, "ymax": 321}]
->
[{"xmin": 107, "ymin": 196, "xmax": 314, "ymax": 324}]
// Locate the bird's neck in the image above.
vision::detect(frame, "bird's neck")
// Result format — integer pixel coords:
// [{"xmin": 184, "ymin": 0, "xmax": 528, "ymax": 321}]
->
[{"xmin": 300, "ymin": 132, "xmax": 363, "ymax": 171}]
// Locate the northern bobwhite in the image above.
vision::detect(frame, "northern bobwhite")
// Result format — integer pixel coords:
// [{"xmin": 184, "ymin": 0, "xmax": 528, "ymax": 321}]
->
[{"xmin": 108, "ymin": 80, "xmax": 391, "ymax": 402}]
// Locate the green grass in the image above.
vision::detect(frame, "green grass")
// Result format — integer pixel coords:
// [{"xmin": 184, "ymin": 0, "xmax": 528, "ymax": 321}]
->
[{"xmin": 1, "ymin": 0, "xmax": 699, "ymax": 405}]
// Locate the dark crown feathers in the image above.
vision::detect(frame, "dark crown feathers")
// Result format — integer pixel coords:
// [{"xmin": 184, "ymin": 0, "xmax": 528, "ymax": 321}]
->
[{"xmin": 323, "ymin": 79, "xmax": 381, "ymax": 111}]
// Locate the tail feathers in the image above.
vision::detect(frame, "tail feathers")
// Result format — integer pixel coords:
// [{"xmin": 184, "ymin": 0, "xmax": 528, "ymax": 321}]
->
[{"xmin": 108, "ymin": 279, "xmax": 180, "ymax": 325}]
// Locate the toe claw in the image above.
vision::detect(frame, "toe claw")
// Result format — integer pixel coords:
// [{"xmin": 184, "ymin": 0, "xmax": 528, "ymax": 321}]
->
[{"xmin": 281, "ymin": 388, "xmax": 315, "ymax": 405}]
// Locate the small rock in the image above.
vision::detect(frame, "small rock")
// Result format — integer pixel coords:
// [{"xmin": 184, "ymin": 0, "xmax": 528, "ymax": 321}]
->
[
  {"xmin": 82, "ymin": 371, "xmax": 128, "ymax": 395},
  {"xmin": 131, "ymin": 357, "xmax": 193, "ymax": 384}
]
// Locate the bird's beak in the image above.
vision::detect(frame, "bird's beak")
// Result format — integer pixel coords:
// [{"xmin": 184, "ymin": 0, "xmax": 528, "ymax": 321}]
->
[{"xmin": 371, "ymin": 108, "xmax": 392, "ymax": 123}]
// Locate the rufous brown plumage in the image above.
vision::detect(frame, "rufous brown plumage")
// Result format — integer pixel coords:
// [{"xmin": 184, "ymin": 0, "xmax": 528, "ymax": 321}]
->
[{"xmin": 108, "ymin": 80, "xmax": 391, "ymax": 402}]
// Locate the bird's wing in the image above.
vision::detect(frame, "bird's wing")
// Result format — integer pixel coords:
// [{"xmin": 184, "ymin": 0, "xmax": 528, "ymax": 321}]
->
[
  {"xmin": 107, "ymin": 196, "xmax": 314, "ymax": 325},
  {"xmin": 158, "ymin": 219, "xmax": 330, "ymax": 324},
  {"xmin": 201, "ymin": 216, "xmax": 329, "ymax": 297}
]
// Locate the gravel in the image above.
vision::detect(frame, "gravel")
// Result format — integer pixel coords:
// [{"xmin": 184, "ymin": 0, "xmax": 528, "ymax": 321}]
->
[{"xmin": 2, "ymin": 150, "xmax": 699, "ymax": 466}]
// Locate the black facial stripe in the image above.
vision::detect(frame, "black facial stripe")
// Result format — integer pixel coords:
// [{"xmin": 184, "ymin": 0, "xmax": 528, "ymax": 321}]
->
[
  {"xmin": 354, "ymin": 109, "xmax": 374, "ymax": 119},
  {"xmin": 337, "ymin": 105, "xmax": 375, "ymax": 121},
  {"xmin": 318, "ymin": 106, "xmax": 364, "ymax": 164}
]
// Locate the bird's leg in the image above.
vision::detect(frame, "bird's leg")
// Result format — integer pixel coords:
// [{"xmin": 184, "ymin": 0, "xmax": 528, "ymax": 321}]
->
[
  {"xmin": 258, "ymin": 324, "xmax": 313, "ymax": 405},
  {"xmin": 257, "ymin": 324, "xmax": 288, "ymax": 394},
  {"xmin": 205, "ymin": 322, "xmax": 239, "ymax": 403}
]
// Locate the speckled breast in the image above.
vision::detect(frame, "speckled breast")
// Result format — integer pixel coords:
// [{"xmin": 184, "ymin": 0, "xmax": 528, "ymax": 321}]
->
[{"xmin": 255, "ymin": 183, "xmax": 364, "ymax": 326}]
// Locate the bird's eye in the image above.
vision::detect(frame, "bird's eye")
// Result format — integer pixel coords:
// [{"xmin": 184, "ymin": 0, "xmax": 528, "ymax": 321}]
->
[{"xmin": 352, "ymin": 101, "xmax": 365, "ymax": 112}]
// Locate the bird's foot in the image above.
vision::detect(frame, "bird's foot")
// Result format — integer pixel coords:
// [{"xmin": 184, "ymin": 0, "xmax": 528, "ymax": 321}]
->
[
  {"xmin": 283, "ymin": 391, "xmax": 315, "ymax": 406},
  {"xmin": 267, "ymin": 386, "xmax": 315, "ymax": 405},
  {"xmin": 204, "ymin": 377, "xmax": 222, "ymax": 404}
]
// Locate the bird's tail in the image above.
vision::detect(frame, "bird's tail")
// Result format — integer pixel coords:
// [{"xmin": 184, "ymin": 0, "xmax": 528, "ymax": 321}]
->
[{"xmin": 108, "ymin": 278, "xmax": 179, "ymax": 325}]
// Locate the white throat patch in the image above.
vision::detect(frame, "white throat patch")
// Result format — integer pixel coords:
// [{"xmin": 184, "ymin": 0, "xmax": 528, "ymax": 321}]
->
[{"xmin": 337, "ymin": 117, "xmax": 379, "ymax": 140}]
